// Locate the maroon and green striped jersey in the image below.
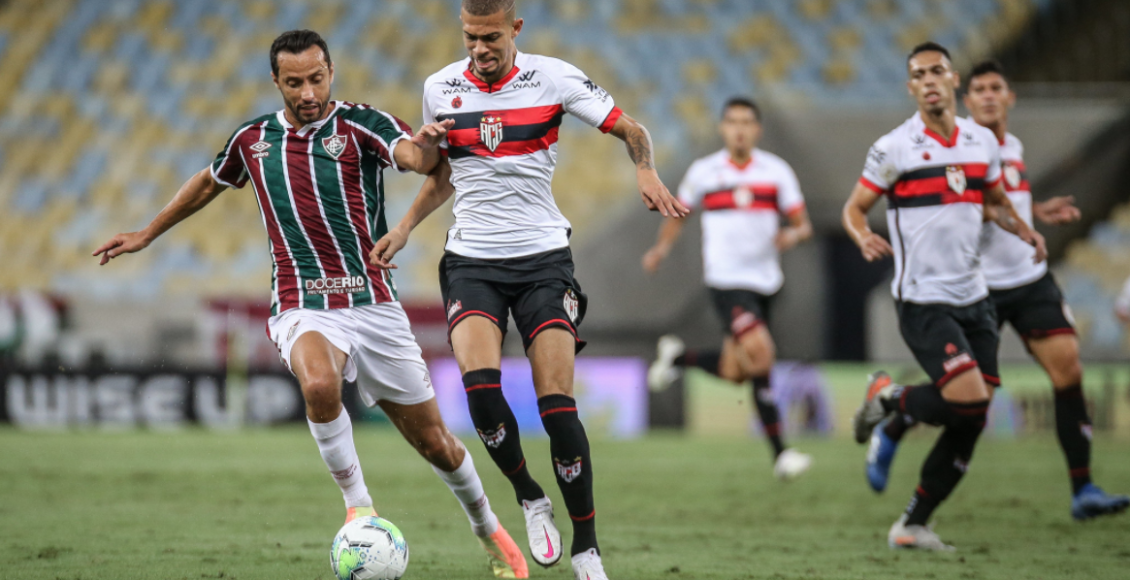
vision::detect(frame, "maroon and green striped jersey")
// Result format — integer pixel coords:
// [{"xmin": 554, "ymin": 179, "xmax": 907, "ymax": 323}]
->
[{"xmin": 211, "ymin": 101, "xmax": 413, "ymax": 315}]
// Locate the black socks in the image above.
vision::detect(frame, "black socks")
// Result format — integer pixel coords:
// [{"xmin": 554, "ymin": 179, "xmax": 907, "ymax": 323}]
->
[
  {"xmin": 1054, "ymin": 384, "xmax": 1093, "ymax": 495},
  {"xmin": 905, "ymin": 400, "xmax": 989, "ymax": 525},
  {"xmin": 752, "ymin": 375, "xmax": 785, "ymax": 458},
  {"xmin": 538, "ymin": 394, "xmax": 598, "ymax": 556},
  {"xmin": 463, "ymin": 369, "xmax": 544, "ymax": 503},
  {"xmin": 674, "ymin": 350, "xmax": 721, "ymax": 377}
]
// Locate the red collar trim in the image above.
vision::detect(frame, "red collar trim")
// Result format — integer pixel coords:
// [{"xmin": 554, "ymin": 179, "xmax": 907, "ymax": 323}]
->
[
  {"xmin": 463, "ymin": 63, "xmax": 521, "ymax": 94},
  {"xmin": 923, "ymin": 124, "xmax": 960, "ymax": 148},
  {"xmin": 727, "ymin": 154, "xmax": 754, "ymax": 170}
]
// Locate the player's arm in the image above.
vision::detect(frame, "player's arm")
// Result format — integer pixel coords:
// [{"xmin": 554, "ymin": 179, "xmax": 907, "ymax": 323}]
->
[
  {"xmin": 392, "ymin": 119, "xmax": 456, "ymax": 174},
  {"xmin": 92, "ymin": 168, "xmax": 227, "ymax": 265},
  {"xmin": 641, "ymin": 217, "xmax": 687, "ymax": 273},
  {"xmin": 983, "ymin": 181, "xmax": 1047, "ymax": 263},
  {"xmin": 842, "ymin": 182, "xmax": 894, "ymax": 262},
  {"xmin": 370, "ymin": 158, "xmax": 455, "ymax": 269},
  {"xmin": 1033, "ymin": 195, "xmax": 1081, "ymax": 225},
  {"xmin": 608, "ymin": 114, "xmax": 689, "ymax": 218},
  {"xmin": 776, "ymin": 207, "xmax": 813, "ymax": 252}
]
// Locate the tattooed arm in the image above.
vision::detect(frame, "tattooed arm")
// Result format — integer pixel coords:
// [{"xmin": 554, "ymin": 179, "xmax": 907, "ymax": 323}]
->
[
  {"xmin": 608, "ymin": 113, "xmax": 689, "ymax": 217},
  {"xmin": 984, "ymin": 181, "xmax": 1047, "ymax": 263}
]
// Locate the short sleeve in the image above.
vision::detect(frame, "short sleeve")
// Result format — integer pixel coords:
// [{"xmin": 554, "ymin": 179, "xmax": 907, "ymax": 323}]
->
[
  {"xmin": 676, "ymin": 162, "xmax": 704, "ymax": 209},
  {"xmin": 984, "ymin": 136, "xmax": 1003, "ymax": 187},
  {"xmin": 777, "ymin": 161, "xmax": 806, "ymax": 216},
  {"xmin": 345, "ymin": 108, "xmax": 415, "ymax": 173},
  {"xmin": 210, "ymin": 125, "xmax": 253, "ymax": 189},
  {"xmin": 859, "ymin": 136, "xmax": 898, "ymax": 193},
  {"xmin": 554, "ymin": 61, "xmax": 621, "ymax": 133}
]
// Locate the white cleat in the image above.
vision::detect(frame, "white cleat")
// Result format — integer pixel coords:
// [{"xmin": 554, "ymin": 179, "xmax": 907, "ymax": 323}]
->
[
  {"xmin": 773, "ymin": 448, "xmax": 813, "ymax": 481},
  {"xmin": 522, "ymin": 497, "xmax": 563, "ymax": 568},
  {"xmin": 571, "ymin": 548, "xmax": 609, "ymax": 580},
  {"xmin": 647, "ymin": 334, "xmax": 685, "ymax": 392},
  {"xmin": 887, "ymin": 514, "xmax": 955, "ymax": 552}
]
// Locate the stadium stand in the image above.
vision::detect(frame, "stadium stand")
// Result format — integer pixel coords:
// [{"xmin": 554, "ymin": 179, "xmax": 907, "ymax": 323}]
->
[
  {"xmin": 1058, "ymin": 203, "xmax": 1130, "ymax": 354},
  {"xmin": 0, "ymin": 0, "xmax": 1052, "ymax": 301}
]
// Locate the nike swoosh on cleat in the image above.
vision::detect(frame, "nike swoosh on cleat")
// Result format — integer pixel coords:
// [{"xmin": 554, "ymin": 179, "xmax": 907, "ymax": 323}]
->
[{"xmin": 542, "ymin": 527, "xmax": 554, "ymax": 559}]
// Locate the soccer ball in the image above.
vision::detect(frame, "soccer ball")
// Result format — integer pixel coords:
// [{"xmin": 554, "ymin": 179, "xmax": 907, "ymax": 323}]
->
[{"xmin": 330, "ymin": 516, "xmax": 410, "ymax": 580}]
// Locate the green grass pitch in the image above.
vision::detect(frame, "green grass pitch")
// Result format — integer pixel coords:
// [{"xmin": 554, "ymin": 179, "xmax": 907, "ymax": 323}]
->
[{"xmin": 1, "ymin": 427, "xmax": 1128, "ymax": 579}]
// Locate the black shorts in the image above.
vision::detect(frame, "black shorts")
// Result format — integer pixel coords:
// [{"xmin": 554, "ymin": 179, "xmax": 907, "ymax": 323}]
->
[
  {"xmin": 897, "ymin": 298, "xmax": 1000, "ymax": 388},
  {"xmin": 439, "ymin": 248, "xmax": 588, "ymax": 353},
  {"xmin": 989, "ymin": 272, "xmax": 1076, "ymax": 341},
  {"xmin": 708, "ymin": 288, "xmax": 774, "ymax": 338}
]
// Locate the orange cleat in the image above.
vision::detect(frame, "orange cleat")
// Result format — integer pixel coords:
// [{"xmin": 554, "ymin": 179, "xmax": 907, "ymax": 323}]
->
[
  {"xmin": 477, "ymin": 524, "xmax": 529, "ymax": 579},
  {"xmin": 345, "ymin": 505, "xmax": 378, "ymax": 524}
]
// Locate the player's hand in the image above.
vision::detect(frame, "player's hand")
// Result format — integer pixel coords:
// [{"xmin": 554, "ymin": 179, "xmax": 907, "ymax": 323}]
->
[
  {"xmin": 1022, "ymin": 228, "xmax": 1048, "ymax": 263},
  {"xmin": 1033, "ymin": 196, "xmax": 1081, "ymax": 225},
  {"xmin": 92, "ymin": 231, "xmax": 151, "ymax": 265},
  {"xmin": 370, "ymin": 226, "xmax": 409, "ymax": 269},
  {"xmin": 859, "ymin": 232, "xmax": 893, "ymax": 262},
  {"xmin": 775, "ymin": 228, "xmax": 801, "ymax": 252},
  {"xmin": 411, "ymin": 119, "xmax": 455, "ymax": 149},
  {"xmin": 637, "ymin": 169, "xmax": 689, "ymax": 218},
  {"xmin": 641, "ymin": 245, "xmax": 668, "ymax": 274}
]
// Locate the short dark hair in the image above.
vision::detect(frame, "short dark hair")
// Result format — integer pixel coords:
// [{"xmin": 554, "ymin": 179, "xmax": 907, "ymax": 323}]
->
[
  {"xmin": 907, "ymin": 41, "xmax": 951, "ymax": 64},
  {"xmin": 462, "ymin": 0, "xmax": 516, "ymax": 20},
  {"xmin": 270, "ymin": 30, "xmax": 332, "ymax": 77},
  {"xmin": 968, "ymin": 59, "xmax": 1008, "ymax": 86},
  {"xmin": 722, "ymin": 96, "xmax": 760, "ymax": 121}
]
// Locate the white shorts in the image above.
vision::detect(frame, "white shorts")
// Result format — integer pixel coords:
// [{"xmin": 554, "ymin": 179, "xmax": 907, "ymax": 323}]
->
[{"xmin": 267, "ymin": 302, "xmax": 435, "ymax": 407}]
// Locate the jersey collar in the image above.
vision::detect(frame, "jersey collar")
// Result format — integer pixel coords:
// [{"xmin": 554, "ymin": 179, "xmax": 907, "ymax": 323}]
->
[
  {"xmin": 276, "ymin": 101, "xmax": 341, "ymax": 137},
  {"xmin": 463, "ymin": 55, "xmax": 522, "ymax": 94},
  {"xmin": 727, "ymin": 151, "xmax": 754, "ymax": 170}
]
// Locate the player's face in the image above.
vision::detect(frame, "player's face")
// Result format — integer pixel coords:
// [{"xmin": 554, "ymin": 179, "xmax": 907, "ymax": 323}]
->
[
  {"xmin": 719, "ymin": 106, "xmax": 760, "ymax": 153},
  {"xmin": 273, "ymin": 46, "xmax": 334, "ymax": 126},
  {"xmin": 964, "ymin": 73, "xmax": 1014, "ymax": 127},
  {"xmin": 461, "ymin": 9, "xmax": 523, "ymax": 82},
  {"xmin": 906, "ymin": 51, "xmax": 959, "ymax": 114}
]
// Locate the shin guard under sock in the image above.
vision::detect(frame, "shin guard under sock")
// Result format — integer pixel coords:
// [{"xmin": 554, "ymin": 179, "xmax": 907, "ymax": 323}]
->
[
  {"xmin": 752, "ymin": 375, "xmax": 785, "ymax": 458},
  {"xmin": 538, "ymin": 394, "xmax": 597, "ymax": 556},
  {"xmin": 889, "ymin": 383, "xmax": 953, "ymax": 427},
  {"xmin": 905, "ymin": 400, "xmax": 988, "ymax": 525},
  {"xmin": 1054, "ymin": 385, "xmax": 1093, "ymax": 494},
  {"xmin": 463, "ymin": 369, "xmax": 544, "ymax": 503}
]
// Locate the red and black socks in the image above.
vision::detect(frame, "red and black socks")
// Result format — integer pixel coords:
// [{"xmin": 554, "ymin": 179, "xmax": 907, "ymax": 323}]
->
[
  {"xmin": 752, "ymin": 375, "xmax": 785, "ymax": 458},
  {"xmin": 905, "ymin": 400, "xmax": 989, "ymax": 526},
  {"xmin": 674, "ymin": 350, "xmax": 722, "ymax": 377},
  {"xmin": 538, "ymin": 394, "xmax": 598, "ymax": 556},
  {"xmin": 1054, "ymin": 384, "xmax": 1093, "ymax": 495},
  {"xmin": 463, "ymin": 369, "xmax": 544, "ymax": 504},
  {"xmin": 888, "ymin": 383, "xmax": 953, "ymax": 427}
]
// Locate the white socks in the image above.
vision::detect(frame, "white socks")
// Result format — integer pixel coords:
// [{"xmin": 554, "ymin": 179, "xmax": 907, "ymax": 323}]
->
[
  {"xmin": 432, "ymin": 443, "xmax": 499, "ymax": 537},
  {"xmin": 308, "ymin": 408, "xmax": 372, "ymax": 509}
]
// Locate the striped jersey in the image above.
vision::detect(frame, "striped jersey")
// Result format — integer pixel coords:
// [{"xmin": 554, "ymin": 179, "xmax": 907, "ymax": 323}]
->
[
  {"xmin": 677, "ymin": 149, "xmax": 806, "ymax": 294},
  {"xmin": 859, "ymin": 113, "xmax": 1002, "ymax": 306},
  {"xmin": 211, "ymin": 101, "xmax": 412, "ymax": 315},
  {"xmin": 979, "ymin": 131, "xmax": 1045, "ymax": 290},
  {"xmin": 423, "ymin": 52, "xmax": 622, "ymax": 259}
]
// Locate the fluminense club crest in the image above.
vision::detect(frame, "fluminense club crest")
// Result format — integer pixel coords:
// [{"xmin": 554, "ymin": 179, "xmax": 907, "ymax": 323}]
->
[
  {"xmin": 480, "ymin": 115, "xmax": 503, "ymax": 152},
  {"xmin": 945, "ymin": 165, "xmax": 966, "ymax": 195},
  {"xmin": 323, "ymin": 133, "xmax": 347, "ymax": 159}
]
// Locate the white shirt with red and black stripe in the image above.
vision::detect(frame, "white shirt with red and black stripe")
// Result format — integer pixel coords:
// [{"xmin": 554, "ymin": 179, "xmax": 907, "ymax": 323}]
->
[
  {"xmin": 677, "ymin": 148, "xmax": 806, "ymax": 294},
  {"xmin": 211, "ymin": 101, "xmax": 412, "ymax": 316},
  {"xmin": 979, "ymin": 131, "xmax": 1046, "ymax": 290},
  {"xmin": 859, "ymin": 113, "xmax": 1003, "ymax": 306},
  {"xmin": 423, "ymin": 52, "xmax": 622, "ymax": 259}
]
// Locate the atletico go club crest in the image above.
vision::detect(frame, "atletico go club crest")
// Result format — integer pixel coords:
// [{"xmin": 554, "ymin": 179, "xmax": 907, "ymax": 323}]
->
[
  {"xmin": 563, "ymin": 289, "xmax": 579, "ymax": 323},
  {"xmin": 323, "ymin": 134, "xmax": 347, "ymax": 159},
  {"xmin": 945, "ymin": 165, "xmax": 966, "ymax": 195},
  {"xmin": 555, "ymin": 457, "xmax": 583, "ymax": 483},
  {"xmin": 1004, "ymin": 164, "xmax": 1022, "ymax": 188},
  {"xmin": 480, "ymin": 115, "xmax": 503, "ymax": 152}
]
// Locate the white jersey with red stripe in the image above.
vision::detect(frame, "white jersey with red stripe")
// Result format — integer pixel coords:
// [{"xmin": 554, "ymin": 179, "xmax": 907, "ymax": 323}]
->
[
  {"xmin": 859, "ymin": 113, "xmax": 1003, "ymax": 306},
  {"xmin": 423, "ymin": 52, "xmax": 622, "ymax": 259},
  {"xmin": 677, "ymin": 148, "xmax": 805, "ymax": 294},
  {"xmin": 979, "ymin": 131, "xmax": 1046, "ymax": 290}
]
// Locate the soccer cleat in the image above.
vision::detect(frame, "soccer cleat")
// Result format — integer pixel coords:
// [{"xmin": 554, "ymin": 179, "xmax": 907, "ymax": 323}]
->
[
  {"xmin": 647, "ymin": 334, "xmax": 685, "ymax": 392},
  {"xmin": 344, "ymin": 505, "xmax": 377, "ymax": 524},
  {"xmin": 1071, "ymin": 484, "xmax": 1130, "ymax": 521},
  {"xmin": 571, "ymin": 548, "xmax": 609, "ymax": 580},
  {"xmin": 853, "ymin": 370, "xmax": 896, "ymax": 444},
  {"xmin": 477, "ymin": 524, "xmax": 530, "ymax": 579},
  {"xmin": 522, "ymin": 497, "xmax": 563, "ymax": 567},
  {"xmin": 773, "ymin": 448, "xmax": 812, "ymax": 481},
  {"xmin": 865, "ymin": 419, "xmax": 899, "ymax": 493},
  {"xmin": 887, "ymin": 514, "xmax": 955, "ymax": 552}
]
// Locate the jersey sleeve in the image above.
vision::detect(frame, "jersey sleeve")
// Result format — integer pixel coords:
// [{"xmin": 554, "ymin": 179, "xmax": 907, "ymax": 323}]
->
[
  {"xmin": 346, "ymin": 108, "xmax": 415, "ymax": 173},
  {"xmin": 859, "ymin": 135, "xmax": 898, "ymax": 194},
  {"xmin": 777, "ymin": 161, "xmax": 806, "ymax": 216},
  {"xmin": 676, "ymin": 162, "xmax": 705, "ymax": 209},
  {"xmin": 553, "ymin": 61, "xmax": 622, "ymax": 133},
  {"xmin": 984, "ymin": 135, "xmax": 1003, "ymax": 187},
  {"xmin": 210, "ymin": 125, "xmax": 252, "ymax": 189}
]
